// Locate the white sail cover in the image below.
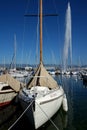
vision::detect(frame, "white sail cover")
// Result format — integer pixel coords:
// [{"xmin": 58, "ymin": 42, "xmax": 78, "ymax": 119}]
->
[
  {"xmin": 0, "ymin": 74, "xmax": 24, "ymax": 92},
  {"xmin": 27, "ymin": 63, "xmax": 59, "ymax": 89}
]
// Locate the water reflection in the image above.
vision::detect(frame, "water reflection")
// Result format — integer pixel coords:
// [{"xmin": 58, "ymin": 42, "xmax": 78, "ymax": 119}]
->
[
  {"xmin": 8, "ymin": 105, "xmax": 68, "ymax": 130},
  {"xmin": 83, "ymin": 80, "xmax": 87, "ymax": 88},
  {"xmin": 0, "ymin": 75, "xmax": 87, "ymax": 130},
  {"xmin": 0, "ymin": 103, "xmax": 18, "ymax": 130},
  {"xmin": 38, "ymin": 109, "xmax": 68, "ymax": 130}
]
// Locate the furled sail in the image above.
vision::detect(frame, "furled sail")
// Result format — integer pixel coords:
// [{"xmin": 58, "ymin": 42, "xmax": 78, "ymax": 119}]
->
[{"xmin": 27, "ymin": 62, "xmax": 59, "ymax": 89}]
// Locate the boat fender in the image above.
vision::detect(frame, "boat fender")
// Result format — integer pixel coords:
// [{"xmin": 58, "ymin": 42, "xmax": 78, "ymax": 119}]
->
[{"xmin": 62, "ymin": 94, "xmax": 68, "ymax": 112}]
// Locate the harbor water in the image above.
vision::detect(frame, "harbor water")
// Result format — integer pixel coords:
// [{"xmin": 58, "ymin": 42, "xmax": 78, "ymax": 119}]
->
[{"xmin": 0, "ymin": 75, "xmax": 87, "ymax": 130}]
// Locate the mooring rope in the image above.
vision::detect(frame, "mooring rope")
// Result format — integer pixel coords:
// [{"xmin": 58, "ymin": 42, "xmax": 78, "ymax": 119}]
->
[
  {"xmin": 36, "ymin": 102, "xmax": 59, "ymax": 130},
  {"xmin": 8, "ymin": 99, "xmax": 34, "ymax": 130},
  {"xmin": 8, "ymin": 99, "xmax": 59, "ymax": 130}
]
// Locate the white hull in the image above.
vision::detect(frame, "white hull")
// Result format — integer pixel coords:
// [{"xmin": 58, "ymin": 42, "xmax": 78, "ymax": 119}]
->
[
  {"xmin": 34, "ymin": 89, "xmax": 63, "ymax": 129},
  {"xmin": 19, "ymin": 86, "xmax": 64, "ymax": 129}
]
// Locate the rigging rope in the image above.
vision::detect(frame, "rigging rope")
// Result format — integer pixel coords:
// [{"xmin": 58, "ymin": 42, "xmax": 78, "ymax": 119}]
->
[
  {"xmin": 36, "ymin": 0, "xmax": 39, "ymax": 66},
  {"xmin": 36, "ymin": 102, "xmax": 59, "ymax": 130},
  {"xmin": 8, "ymin": 99, "xmax": 59, "ymax": 130},
  {"xmin": 8, "ymin": 99, "xmax": 34, "ymax": 130},
  {"xmin": 20, "ymin": 0, "xmax": 30, "ymax": 67}
]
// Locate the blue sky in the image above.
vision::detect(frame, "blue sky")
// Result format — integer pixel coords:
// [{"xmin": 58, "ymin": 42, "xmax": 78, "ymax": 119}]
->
[{"xmin": 0, "ymin": 0, "xmax": 87, "ymax": 66}]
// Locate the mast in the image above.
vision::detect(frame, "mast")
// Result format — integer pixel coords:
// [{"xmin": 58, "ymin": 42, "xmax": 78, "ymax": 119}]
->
[
  {"xmin": 24, "ymin": 0, "xmax": 58, "ymax": 64},
  {"xmin": 40, "ymin": 0, "xmax": 43, "ymax": 63}
]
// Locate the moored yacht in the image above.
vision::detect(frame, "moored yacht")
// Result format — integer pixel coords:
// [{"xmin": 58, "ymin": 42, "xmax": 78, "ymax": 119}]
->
[{"xmin": 19, "ymin": 0, "xmax": 68, "ymax": 129}]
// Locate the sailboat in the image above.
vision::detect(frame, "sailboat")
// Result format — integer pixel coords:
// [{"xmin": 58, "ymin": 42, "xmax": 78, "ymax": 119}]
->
[
  {"xmin": 9, "ymin": 34, "xmax": 28, "ymax": 79},
  {"xmin": 19, "ymin": 0, "xmax": 68, "ymax": 129}
]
